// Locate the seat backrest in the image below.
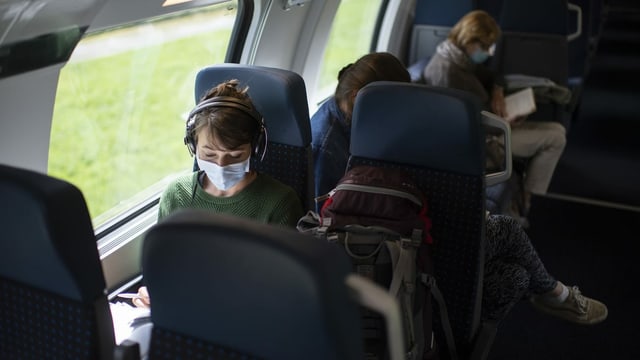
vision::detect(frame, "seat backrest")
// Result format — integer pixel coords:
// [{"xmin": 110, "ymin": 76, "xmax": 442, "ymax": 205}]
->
[
  {"xmin": 407, "ymin": 0, "xmax": 474, "ymax": 65},
  {"xmin": 567, "ymin": 0, "xmax": 596, "ymax": 82},
  {"xmin": 491, "ymin": 0, "xmax": 572, "ymax": 127},
  {"xmin": 347, "ymin": 82, "xmax": 488, "ymax": 358},
  {"xmin": 142, "ymin": 210, "xmax": 365, "ymax": 360},
  {"xmin": 194, "ymin": 64, "xmax": 314, "ymax": 211},
  {"xmin": 476, "ymin": 0, "xmax": 503, "ymax": 20},
  {"xmin": 499, "ymin": 0, "xmax": 568, "ymax": 35},
  {"xmin": 0, "ymin": 164, "xmax": 115, "ymax": 360},
  {"xmin": 493, "ymin": 31, "xmax": 571, "ymax": 127},
  {"xmin": 494, "ymin": 0, "xmax": 570, "ymax": 84}
]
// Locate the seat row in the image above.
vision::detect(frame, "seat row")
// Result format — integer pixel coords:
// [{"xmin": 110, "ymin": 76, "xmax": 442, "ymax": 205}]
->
[
  {"xmin": 407, "ymin": 0, "xmax": 610, "ymax": 130},
  {"xmin": 0, "ymin": 163, "xmax": 408, "ymax": 360},
  {"xmin": 0, "ymin": 63, "xmax": 513, "ymax": 359}
]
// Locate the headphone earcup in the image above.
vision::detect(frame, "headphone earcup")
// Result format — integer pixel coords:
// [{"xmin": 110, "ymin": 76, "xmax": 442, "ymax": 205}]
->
[
  {"xmin": 253, "ymin": 126, "xmax": 267, "ymax": 159},
  {"xmin": 185, "ymin": 96, "xmax": 265, "ymax": 158},
  {"xmin": 184, "ymin": 122, "xmax": 197, "ymax": 156}
]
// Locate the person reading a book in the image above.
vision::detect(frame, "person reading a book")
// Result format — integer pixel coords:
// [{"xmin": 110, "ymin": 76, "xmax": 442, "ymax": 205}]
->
[
  {"xmin": 422, "ymin": 9, "xmax": 567, "ymax": 220},
  {"xmin": 131, "ymin": 79, "xmax": 304, "ymax": 309}
]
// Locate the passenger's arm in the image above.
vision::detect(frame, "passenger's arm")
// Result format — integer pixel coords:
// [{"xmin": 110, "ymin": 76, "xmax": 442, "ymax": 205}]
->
[
  {"xmin": 157, "ymin": 175, "xmax": 193, "ymax": 221},
  {"xmin": 271, "ymin": 190, "xmax": 305, "ymax": 228},
  {"xmin": 157, "ymin": 183, "xmax": 178, "ymax": 221},
  {"xmin": 476, "ymin": 64, "xmax": 507, "ymax": 117},
  {"xmin": 313, "ymin": 136, "xmax": 350, "ymax": 200},
  {"xmin": 491, "ymin": 85, "xmax": 507, "ymax": 118}
]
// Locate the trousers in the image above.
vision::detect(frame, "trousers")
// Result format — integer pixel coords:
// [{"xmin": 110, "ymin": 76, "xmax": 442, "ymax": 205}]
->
[
  {"xmin": 510, "ymin": 121, "xmax": 566, "ymax": 195},
  {"xmin": 481, "ymin": 215, "xmax": 558, "ymax": 321}
]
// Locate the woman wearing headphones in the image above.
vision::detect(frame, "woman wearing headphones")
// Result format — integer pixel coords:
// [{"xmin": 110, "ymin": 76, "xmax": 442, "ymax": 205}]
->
[
  {"xmin": 158, "ymin": 79, "xmax": 303, "ymax": 225},
  {"xmin": 132, "ymin": 79, "xmax": 303, "ymax": 309}
]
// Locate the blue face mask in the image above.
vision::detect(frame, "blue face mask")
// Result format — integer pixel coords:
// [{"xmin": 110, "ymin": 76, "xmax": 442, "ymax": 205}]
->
[
  {"xmin": 196, "ymin": 155, "xmax": 250, "ymax": 191},
  {"xmin": 470, "ymin": 49, "xmax": 490, "ymax": 64}
]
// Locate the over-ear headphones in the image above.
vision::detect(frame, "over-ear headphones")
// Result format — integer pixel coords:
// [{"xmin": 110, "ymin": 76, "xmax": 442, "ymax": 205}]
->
[{"xmin": 184, "ymin": 96, "xmax": 268, "ymax": 160}]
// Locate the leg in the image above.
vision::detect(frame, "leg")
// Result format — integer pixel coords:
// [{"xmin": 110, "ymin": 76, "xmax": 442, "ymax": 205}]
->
[
  {"xmin": 486, "ymin": 215, "xmax": 609, "ymax": 325},
  {"xmin": 482, "ymin": 260, "xmax": 529, "ymax": 322},
  {"xmin": 510, "ymin": 121, "xmax": 567, "ymax": 195},
  {"xmin": 484, "ymin": 214, "xmax": 556, "ymax": 295}
]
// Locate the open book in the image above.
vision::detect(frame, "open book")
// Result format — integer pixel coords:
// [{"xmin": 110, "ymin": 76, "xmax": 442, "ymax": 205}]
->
[
  {"xmin": 110, "ymin": 301, "xmax": 151, "ymax": 344},
  {"xmin": 504, "ymin": 87, "xmax": 536, "ymax": 122}
]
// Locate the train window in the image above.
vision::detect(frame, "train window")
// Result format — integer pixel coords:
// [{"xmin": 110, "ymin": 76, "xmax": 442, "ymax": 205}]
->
[
  {"xmin": 314, "ymin": 0, "xmax": 383, "ymax": 100},
  {"xmin": 48, "ymin": 2, "xmax": 238, "ymax": 227}
]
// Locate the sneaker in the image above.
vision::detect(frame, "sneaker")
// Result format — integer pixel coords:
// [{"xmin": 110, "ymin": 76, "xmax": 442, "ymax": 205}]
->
[{"xmin": 530, "ymin": 286, "xmax": 608, "ymax": 325}]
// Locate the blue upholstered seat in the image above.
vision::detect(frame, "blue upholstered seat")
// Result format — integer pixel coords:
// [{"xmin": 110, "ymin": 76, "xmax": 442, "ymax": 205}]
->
[
  {"xmin": 492, "ymin": 0, "xmax": 575, "ymax": 128},
  {"xmin": 407, "ymin": 0, "xmax": 474, "ymax": 66},
  {"xmin": 347, "ymin": 82, "xmax": 500, "ymax": 359},
  {"xmin": 193, "ymin": 64, "xmax": 314, "ymax": 211},
  {"xmin": 0, "ymin": 164, "xmax": 117, "ymax": 359},
  {"xmin": 142, "ymin": 210, "xmax": 406, "ymax": 359}
]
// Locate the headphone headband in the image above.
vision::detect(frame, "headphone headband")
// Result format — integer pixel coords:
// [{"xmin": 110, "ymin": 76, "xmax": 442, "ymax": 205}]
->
[
  {"xmin": 184, "ymin": 95, "xmax": 268, "ymax": 160},
  {"xmin": 186, "ymin": 96, "xmax": 263, "ymax": 128}
]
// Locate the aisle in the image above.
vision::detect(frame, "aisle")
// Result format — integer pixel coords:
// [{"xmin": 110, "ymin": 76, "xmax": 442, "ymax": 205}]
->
[
  {"xmin": 489, "ymin": 197, "xmax": 640, "ymax": 360},
  {"xmin": 489, "ymin": 1, "xmax": 640, "ymax": 359},
  {"xmin": 547, "ymin": 0, "xmax": 640, "ymax": 208}
]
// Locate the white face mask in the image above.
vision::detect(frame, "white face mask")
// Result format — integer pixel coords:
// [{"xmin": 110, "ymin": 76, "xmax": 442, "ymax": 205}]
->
[
  {"xmin": 196, "ymin": 156, "xmax": 250, "ymax": 191},
  {"xmin": 470, "ymin": 49, "xmax": 490, "ymax": 64}
]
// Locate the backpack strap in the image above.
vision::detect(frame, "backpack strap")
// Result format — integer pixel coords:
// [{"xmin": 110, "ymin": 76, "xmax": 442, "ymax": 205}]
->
[
  {"xmin": 387, "ymin": 229, "xmax": 423, "ymax": 296},
  {"xmin": 387, "ymin": 238, "xmax": 419, "ymax": 297},
  {"xmin": 386, "ymin": 237, "xmax": 421, "ymax": 357},
  {"xmin": 421, "ymin": 273, "xmax": 459, "ymax": 360},
  {"xmin": 295, "ymin": 210, "xmax": 333, "ymax": 238}
]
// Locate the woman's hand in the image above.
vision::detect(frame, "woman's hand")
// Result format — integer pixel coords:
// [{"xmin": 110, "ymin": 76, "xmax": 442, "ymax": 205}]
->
[
  {"xmin": 491, "ymin": 85, "xmax": 506, "ymax": 118},
  {"xmin": 132, "ymin": 286, "xmax": 151, "ymax": 309},
  {"xmin": 508, "ymin": 115, "xmax": 527, "ymax": 125}
]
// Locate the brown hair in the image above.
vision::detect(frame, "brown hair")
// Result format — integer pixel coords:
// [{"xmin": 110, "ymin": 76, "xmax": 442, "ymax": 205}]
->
[
  {"xmin": 448, "ymin": 10, "xmax": 501, "ymax": 49},
  {"xmin": 335, "ymin": 52, "xmax": 411, "ymax": 123},
  {"xmin": 193, "ymin": 79, "xmax": 261, "ymax": 150}
]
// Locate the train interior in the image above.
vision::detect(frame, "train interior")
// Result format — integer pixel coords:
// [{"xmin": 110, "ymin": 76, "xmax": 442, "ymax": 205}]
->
[
  {"xmin": 1, "ymin": 0, "xmax": 639, "ymax": 358},
  {"xmin": 488, "ymin": 0, "xmax": 640, "ymax": 358}
]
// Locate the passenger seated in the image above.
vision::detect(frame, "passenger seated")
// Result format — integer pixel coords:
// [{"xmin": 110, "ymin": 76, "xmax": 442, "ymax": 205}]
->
[
  {"xmin": 310, "ymin": 52, "xmax": 411, "ymax": 202},
  {"xmin": 422, "ymin": 10, "xmax": 567, "ymax": 220},
  {"xmin": 312, "ymin": 52, "xmax": 607, "ymax": 326},
  {"xmin": 133, "ymin": 79, "xmax": 304, "ymax": 308},
  {"xmin": 159, "ymin": 79, "xmax": 303, "ymax": 225},
  {"xmin": 482, "ymin": 214, "xmax": 607, "ymax": 325}
]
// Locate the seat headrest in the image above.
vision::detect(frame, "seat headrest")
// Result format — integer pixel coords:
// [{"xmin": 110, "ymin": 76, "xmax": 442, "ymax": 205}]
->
[
  {"xmin": 350, "ymin": 82, "xmax": 485, "ymax": 176},
  {"xmin": 414, "ymin": 0, "xmax": 474, "ymax": 25},
  {"xmin": 499, "ymin": 0, "xmax": 568, "ymax": 34},
  {"xmin": 143, "ymin": 210, "xmax": 362, "ymax": 359},
  {"xmin": 0, "ymin": 164, "xmax": 105, "ymax": 301},
  {"xmin": 194, "ymin": 64, "xmax": 311, "ymax": 147}
]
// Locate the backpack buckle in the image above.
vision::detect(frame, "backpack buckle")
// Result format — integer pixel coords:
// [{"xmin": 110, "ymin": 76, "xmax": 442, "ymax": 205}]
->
[
  {"xmin": 421, "ymin": 272, "xmax": 436, "ymax": 287},
  {"xmin": 402, "ymin": 233, "xmax": 422, "ymax": 248}
]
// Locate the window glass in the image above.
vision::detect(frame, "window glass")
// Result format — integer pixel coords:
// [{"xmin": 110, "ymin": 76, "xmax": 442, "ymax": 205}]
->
[
  {"xmin": 313, "ymin": 0, "xmax": 383, "ymax": 107},
  {"xmin": 49, "ymin": 2, "xmax": 238, "ymax": 227}
]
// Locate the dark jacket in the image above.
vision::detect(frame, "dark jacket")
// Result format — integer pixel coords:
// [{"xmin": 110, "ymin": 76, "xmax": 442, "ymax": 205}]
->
[
  {"xmin": 423, "ymin": 40, "xmax": 503, "ymax": 109},
  {"xmin": 310, "ymin": 96, "xmax": 351, "ymax": 205}
]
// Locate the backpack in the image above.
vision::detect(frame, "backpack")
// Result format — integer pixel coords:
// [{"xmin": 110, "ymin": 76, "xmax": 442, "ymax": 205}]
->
[{"xmin": 298, "ymin": 165, "xmax": 457, "ymax": 360}]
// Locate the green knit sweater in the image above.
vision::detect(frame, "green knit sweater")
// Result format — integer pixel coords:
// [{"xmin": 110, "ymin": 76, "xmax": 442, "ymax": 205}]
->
[{"xmin": 158, "ymin": 172, "xmax": 304, "ymax": 228}]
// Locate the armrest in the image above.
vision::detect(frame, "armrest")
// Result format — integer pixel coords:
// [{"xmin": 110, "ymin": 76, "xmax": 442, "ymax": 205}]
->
[
  {"xmin": 567, "ymin": 3, "xmax": 583, "ymax": 41},
  {"xmin": 345, "ymin": 274, "xmax": 405, "ymax": 360},
  {"xmin": 113, "ymin": 339, "xmax": 141, "ymax": 360},
  {"xmin": 482, "ymin": 111, "xmax": 512, "ymax": 186},
  {"xmin": 469, "ymin": 320, "xmax": 498, "ymax": 360}
]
